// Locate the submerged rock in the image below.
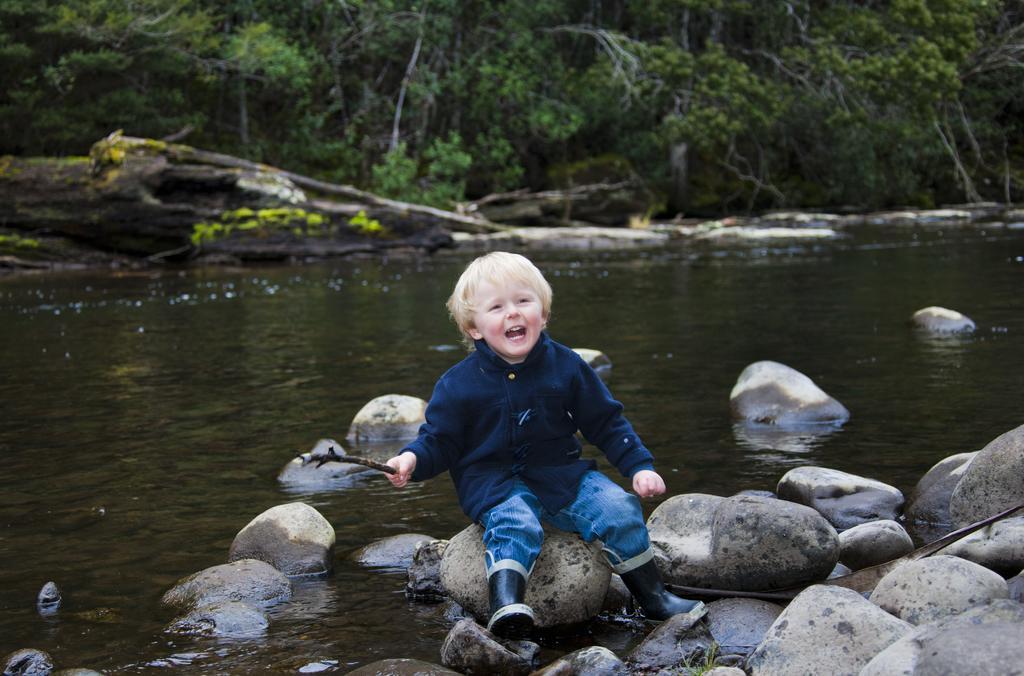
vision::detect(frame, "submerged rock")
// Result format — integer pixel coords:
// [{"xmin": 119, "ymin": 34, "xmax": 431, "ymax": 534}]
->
[
  {"xmin": 729, "ymin": 361, "xmax": 849, "ymax": 426},
  {"xmin": 278, "ymin": 438, "xmax": 372, "ymax": 487},
  {"xmin": 647, "ymin": 493, "xmax": 839, "ymax": 591},
  {"xmin": 777, "ymin": 466, "xmax": 905, "ymax": 530},
  {"xmin": 346, "ymin": 659, "xmax": 460, "ymax": 675},
  {"xmin": 165, "ymin": 600, "xmax": 269, "ymax": 637},
  {"xmin": 228, "ymin": 502, "xmax": 335, "ymax": 577},
  {"xmin": 346, "ymin": 394, "xmax": 427, "ymax": 444},
  {"xmin": 837, "ymin": 520, "xmax": 914, "ymax": 570},
  {"xmin": 869, "ymin": 555, "xmax": 1008, "ymax": 625},
  {"xmin": 440, "ymin": 618, "xmax": 539, "ymax": 675},
  {"xmin": 2, "ymin": 649, "xmax": 54, "ymax": 676},
  {"xmin": 911, "ymin": 306, "xmax": 976, "ymax": 333},
  {"xmin": 439, "ymin": 525, "xmax": 609, "ymax": 629},
  {"xmin": 161, "ymin": 558, "xmax": 291, "ymax": 611},
  {"xmin": 36, "ymin": 581, "xmax": 61, "ymax": 615},
  {"xmin": 746, "ymin": 585, "xmax": 910, "ymax": 675},
  {"xmin": 904, "ymin": 451, "xmax": 977, "ymax": 526},
  {"xmin": 351, "ymin": 533, "xmax": 435, "ymax": 570},
  {"xmin": 861, "ymin": 599, "xmax": 1024, "ymax": 676},
  {"xmin": 949, "ymin": 423, "xmax": 1024, "ymax": 527}
]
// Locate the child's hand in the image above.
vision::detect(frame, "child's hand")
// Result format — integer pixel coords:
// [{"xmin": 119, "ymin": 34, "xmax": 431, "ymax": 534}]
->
[
  {"xmin": 386, "ymin": 451, "xmax": 417, "ymax": 488},
  {"xmin": 632, "ymin": 469, "xmax": 666, "ymax": 498}
]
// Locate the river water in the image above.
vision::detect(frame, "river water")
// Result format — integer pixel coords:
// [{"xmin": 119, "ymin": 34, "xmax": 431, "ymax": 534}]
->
[{"xmin": 1, "ymin": 225, "xmax": 1022, "ymax": 673}]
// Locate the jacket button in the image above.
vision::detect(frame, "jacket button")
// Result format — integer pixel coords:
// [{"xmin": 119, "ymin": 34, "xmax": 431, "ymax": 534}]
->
[{"xmin": 507, "ymin": 372, "xmax": 516, "ymax": 380}]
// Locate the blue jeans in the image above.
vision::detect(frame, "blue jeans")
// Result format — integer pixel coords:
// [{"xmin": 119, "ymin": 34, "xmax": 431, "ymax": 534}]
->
[{"xmin": 480, "ymin": 470, "xmax": 654, "ymax": 579}]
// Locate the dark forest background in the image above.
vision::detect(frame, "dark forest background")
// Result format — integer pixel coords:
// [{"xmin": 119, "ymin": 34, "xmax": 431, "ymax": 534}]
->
[{"xmin": 2, "ymin": 0, "xmax": 1022, "ymax": 215}]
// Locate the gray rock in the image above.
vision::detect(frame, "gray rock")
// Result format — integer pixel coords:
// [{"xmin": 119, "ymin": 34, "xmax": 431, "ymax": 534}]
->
[
  {"xmin": 1009, "ymin": 571, "xmax": 1024, "ymax": 602},
  {"xmin": 160, "ymin": 558, "xmax": 291, "ymax": 611},
  {"xmin": 36, "ymin": 581, "xmax": 60, "ymax": 615},
  {"xmin": 439, "ymin": 618, "xmax": 539, "ymax": 675},
  {"xmin": 625, "ymin": 606, "xmax": 713, "ymax": 673},
  {"xmin": 904, "ymin": 452, "xmax": 977, "ymax": 526},
  {"xmin": 531, "ymin": 646, "xmax": 628, "ymax": 675},
  {"xmin": 704, "ymin": 669, "xmax": 746, "ymax": 676},
  {"xmin": 2, "ymin": 649, "xmax": 54, "ymax": 676},
  {"xmin": 406, "ymin": 539, "xmax": 448, "ymax": 600},
  {"xmin": 942, "ymin": 515, "xmax": 1024, "ymax": 575},
  {"xmin": 838, "ymin": 520, "xmax": 914, "ymax": 570},
  {"xmin": 776, "ymin": 466, "xmax": 904, "ymax": 530},
  {"xmin": 165, "ymin": 601, "xmax": 268, "ymax": 637},
  {"xmin": 861, "ymin": 599, "xmax": 1024, "ymax": 675},
  {"xmin": 351, "ymin": 533, "xmax": 434, "ymax": 570},
  {"xmin": 228, "ymin": 502, "xmax": 335, "ymax": 577},
  {"xmin": 439, "ymin": 525, "xmax": 609, "ymax": 629},
  {"xmin": 869, "ymin": 555, "xmax": 1008, "ymax": 625},
  {"xmin": 346, "ymin": 394, "xmax": 427, "ymax": 444},
  {"xmin": 52, "ymin": 670, "xmax": 104, "ymax": 676},
  {"xmin": 745, "ymin": 585, "xmax": 911, "ymax": 676},
  {"xmin": 706, "ymin": 598, "xmax": 784, "ymax": 658},
  {"xmin": 647, "ymin": 493, "xmax": 839, "ymax": 591},
  {"xmin": 278, "ymin": 438, "xmax": 372, "ymax": 487},
  {"xmin": 346, "ymin": 659, "xmax": 460, "ymax": 675},
  {"xmin": 601, "ymin": 574, "xmax": 634, "ymax": 616},
  {"xmin": 828, "ymin": 562, "xmax": 853, "ymax": 579},
  {"xmin": 729, "ymin": 361, "xmax": 850, "ymax": 425},
  {"xmin": 911, "ymin": 306, "xmax": 976, "ymax": 333},
  {"xmin": 572, "ymin": 348, "xmax": 611, "ymax": 378},
  {"xmin": 949, "ymin": 423, "xmax": 1024, "ymax": 527}
]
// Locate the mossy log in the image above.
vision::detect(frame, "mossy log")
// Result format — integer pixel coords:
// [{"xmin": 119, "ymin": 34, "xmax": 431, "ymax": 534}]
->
[
  {"xmin": 461, "ymin": 180, "xmax": 656, "ymax": 226},
  {"xmin": 0, "ymin": 131, "xmax": 505, "ymax": 264}
]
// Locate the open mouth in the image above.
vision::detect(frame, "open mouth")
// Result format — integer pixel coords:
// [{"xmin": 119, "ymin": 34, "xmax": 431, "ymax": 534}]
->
[{"xmin": 505, "ymin": 326, "xmax": 527, "ymax": 341}]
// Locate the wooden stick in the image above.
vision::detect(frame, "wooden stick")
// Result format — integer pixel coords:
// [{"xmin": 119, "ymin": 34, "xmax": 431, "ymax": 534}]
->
[{"xmin": 298, "ymin": 446, "xmax": 397, "ymax": 474}]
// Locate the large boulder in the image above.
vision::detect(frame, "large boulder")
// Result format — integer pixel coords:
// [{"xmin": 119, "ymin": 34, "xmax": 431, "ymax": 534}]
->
[
  {"xmin": 942, "ymin": 515, "xmax": 1024, "ymax": 576},
  {"xmin": 439, "ymin": 618, "xmax": 539, "ymax": 675},
  {"xmin": 904, "ymin": 451, "xmax": 977, "ymax": 526},
  {"xmin": 165, "ymin": 600, "xmax": 269, "ymax": 637},
  {"xmin": 745, "ymin": 585, "xmax": 911, "ymax": 676},
  {"xmin": 647, "ymin": 493, "xmax": 839, "ymax": 591},
  {"xmin": 228, "ymin": 502, "xmax": 335, "ymax": 577},
  {"xmin": 350, "ymin": 533, "xmax": 434, "ymax": 571},
  {"xmin": 729, "ymin": 361, "xmax": 850, "ymax": 426},
  {"xmin": 776, "ymin": 466, "xmax": 904, "ymax": 530},
  {"xmin": 949, "ymin": 423, "xmax": 1024, "ymax": 527},
  {"xmin": 861, "ymin": 599, "xmax": 1024, "ymax": 676},
  {"xmin": 868, "ymin": 555, "xmax": 1008, "ymax": 625},
  {"xmin": 160, "ymin": 559, "xmax": 291, "ymax": 611},
  {"xmin": 910, "ymin": 306, "xmax": 976, "ymax": 334},
  {"xmin": 345, "ymin": 394, "xmax": 427, "ymax": 444},
  {"xmin": 838, "ymin": 520, "xmax": 914, "ymax": 570},
  {"xmin": 439, "ymin": 525, "xmax": 609, "ymax": 629}
]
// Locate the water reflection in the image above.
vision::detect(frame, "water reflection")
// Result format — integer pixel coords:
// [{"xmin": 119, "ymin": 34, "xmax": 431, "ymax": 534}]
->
[{"xmin": 732, "ymin": 421, "xmax": 841, "ymax": 455}]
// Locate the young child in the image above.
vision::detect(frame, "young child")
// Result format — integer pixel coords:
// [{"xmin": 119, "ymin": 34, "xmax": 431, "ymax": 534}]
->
[{"xmin": 386, "ymin": 251, "xmax": 703, "ymax": 638}]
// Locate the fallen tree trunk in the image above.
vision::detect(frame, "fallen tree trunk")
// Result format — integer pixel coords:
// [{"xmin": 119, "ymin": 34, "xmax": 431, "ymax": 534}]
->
[
  {"xmin": 461, "ymin": 180, "xmax": 656, "ymax": 227},
  {"xmin": 0, "ymin": 131, "xmax": 505, "ymax": 264}
]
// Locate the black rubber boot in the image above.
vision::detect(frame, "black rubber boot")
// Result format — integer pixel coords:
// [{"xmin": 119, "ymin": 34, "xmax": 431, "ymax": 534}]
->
[
  {"xmin": 486, "ymin": 568, "xmax": 535, "ymax": 639},
  {"xmin": 620, "ymin": 559, "xmax": 706, "ymax": 621}
]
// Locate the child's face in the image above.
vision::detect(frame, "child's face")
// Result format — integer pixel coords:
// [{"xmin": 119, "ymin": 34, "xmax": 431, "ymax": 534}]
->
[{"xmin": 467, "ymin": 279, "xmax": 547, "ymax": 364}]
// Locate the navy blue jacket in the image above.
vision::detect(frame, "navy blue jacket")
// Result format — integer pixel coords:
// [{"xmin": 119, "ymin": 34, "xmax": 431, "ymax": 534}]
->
[{"xmin": 405, "ymin": 332, "xmax": 655, "ymax": 522}]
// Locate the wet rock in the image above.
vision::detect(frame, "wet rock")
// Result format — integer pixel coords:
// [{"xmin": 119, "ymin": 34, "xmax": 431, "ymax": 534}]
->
[
  {"xmin": 228, "ymin": 502, "xmax": 335, "ymax": 576},
  {"xmin": 949, "ymin": 423, "xmax": 1024, "ymax": 527},
  {"xmin": 869, "ymin": 554, "xmax": 1008, "ymax": 625},
  {"xmin": 52, "ymin": 670, "xmax": 103, "ymax": 676},
  {"xmin": 647, "ymin": 493, "xmax": 839, "ymax": 591},
  {"xmin": 942, "ymin": 515, "xmax": 1024, "ymax": 576},
  {"xmin": 624, "ymin": 607, "xmax": 712, "ymax": 673},
  {"xmin": 704, "ymin": 668, "xmax": 746, "ymax": 676},
  {"xmin": 351, "ymin": 533, "xmax": 434, "ymax": 570},
  {"xmin": 828, "ymin": 562, "xmax": 853, "ymax": 578},
  {"xmin": 904, "ymin": 451, "xmax": 977, "ymax": 526},
  {"xmin": 729, "ymin": 361, "xmax": 850, "ymax": 426},
  {"xmin": 1009, "ymin": 571, "xmax": 1024, "ymax": 602},
  {"xmin": 439, "ymin": 618, "xmax": 539, "ymax": 675},
  {"xmin": 861, "ymin": 599, "xmax": 1024, "ymax": 675},
  {"xmin": 705, "ymin": 598, "xmax": 784, "ymax": 658},
  {"xmin": 278, "ymin": 438, "xmax": 372, "ymax": 487},
  {"xmin": 1, "ymin": 649, "xmax": 54, "ymax": 676},
  {"xmin": 911, "ymin": 306, "xmax": 976, "ymax": 333},
  {"xmin": 776, "ymin": 466, "xmax": 904, "ymax": 530},
  {"xmin": 531, "ymin": 646, "xmax": 628, "ymax": 675},
  {"xmin": 838, "ymin": 520, "xmax": 914, "ymax": 570},
  {"xmin": 36, "ymin": 581, "xmax": 60, "ymax": 615},
  {"xmin": 440, "ymin": 525, "xmax": 609, "ymax": 629},
  {"xmin": 345, "ymin": 394, "xmax": 427, "ymax": 444},
  {"xmin": 601, "ymin": 574, "xmax": 634, "ymax": 616},
  {"xmin": 160, "ymin": 558, "xmax": 291, "ymax": 611},
  {"xmin": 406, "ymin": 539, "xmax": 448, "ymax": 600},
  {"xmin": 572, "ymin": 348, "xmax": 611, "ymax": 377},
  {"xmin": 346, "ymin": 659, "xmax": 460, "ymax": 675},
  {"xmin": 165, "ymin": 600, "xmax": 268, "ymax": 637},
  {"xmin": 745, "ymin": 585, "xmax": 910, "ymax": 675}
]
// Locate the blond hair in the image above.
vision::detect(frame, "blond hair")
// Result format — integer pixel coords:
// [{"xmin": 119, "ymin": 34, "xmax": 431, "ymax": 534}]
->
[{"xmin": 447, "ymin": 252, "xmax": 553, "ymax": 343}]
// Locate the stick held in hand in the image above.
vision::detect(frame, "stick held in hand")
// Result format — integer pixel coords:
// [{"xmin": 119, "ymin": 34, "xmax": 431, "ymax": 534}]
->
[{"xmin": 297, "ymin": 445, "xmax": 398, "ymax": 474}]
